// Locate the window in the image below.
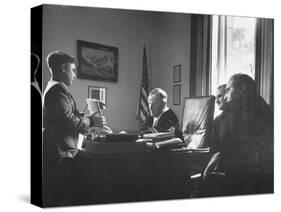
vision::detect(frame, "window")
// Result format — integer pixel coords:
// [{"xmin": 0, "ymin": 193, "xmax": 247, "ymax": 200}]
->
[
  {"xmin": 211, "ymin": 15, "xmax": 257, "ymax": 117},
  {"xmin": 211, "ymin": 15, "xmax": 256, "ymax": 94}
]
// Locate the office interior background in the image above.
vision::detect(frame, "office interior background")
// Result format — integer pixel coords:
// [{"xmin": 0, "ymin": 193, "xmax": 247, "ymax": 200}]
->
[{"xmin": 41, "ymin": 5, "xmax": 273, "ymax": 133}]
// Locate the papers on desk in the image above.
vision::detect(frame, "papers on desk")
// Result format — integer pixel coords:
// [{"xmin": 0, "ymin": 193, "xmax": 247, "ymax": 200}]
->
[
  {"xmin": 147, "ymin": 137, "xmax": 183, "ymax": 149},
  {"xmin": 153, "ymin": 137, "xmax": 182, "ymax": 149},
  {"xmin": 142, "ymin": 131, "xmax": 182, "ymax": 149},
  {"xmin": 142, "ymin": 131, "xmax": 175, "ymax": 140},
  {"xmin": 84, "ymin": 131, "xmax": 183, "ymax": 154}
]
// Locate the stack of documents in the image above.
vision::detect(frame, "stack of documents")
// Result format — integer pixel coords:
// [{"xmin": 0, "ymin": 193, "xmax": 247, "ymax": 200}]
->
[
  {"xmin": 152, "ymin": 137, "xmax": 183, "ymax": 149},
  {"xmin": 142, "ymin": 131, "xmax": 175, "ymax": 140},
  {"xmin": 142, "ymin": 131, "xmax": 182, "ymax": 149}
]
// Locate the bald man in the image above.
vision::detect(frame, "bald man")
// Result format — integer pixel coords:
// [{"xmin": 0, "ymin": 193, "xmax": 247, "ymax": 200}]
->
[{"xmin": 203, "ymin": 74, "xmax": 273, "ymax": 195}]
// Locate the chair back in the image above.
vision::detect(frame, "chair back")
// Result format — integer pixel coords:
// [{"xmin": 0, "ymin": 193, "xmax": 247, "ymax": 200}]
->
[{"xmin": 181, "ymin": 96, "xmax": 215, "ymax": 149}]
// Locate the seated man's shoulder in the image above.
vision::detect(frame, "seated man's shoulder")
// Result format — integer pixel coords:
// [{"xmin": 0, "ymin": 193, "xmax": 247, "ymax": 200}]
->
[
  {"xmin": 214, "ymin": 111, "xmax": 228, "ymax": 122},
  {"xmin": 213, "ymin": 112, "xmax": 232, "ymax": 132},
  {"xmin": 166, "ymin": 108, "xmax": 178, "ymax": 117}
]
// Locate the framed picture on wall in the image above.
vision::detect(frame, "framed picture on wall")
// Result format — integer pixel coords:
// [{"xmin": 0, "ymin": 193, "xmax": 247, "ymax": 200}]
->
[
  {"xmin": 173, "ymin": 84, "xmax": 181, "ymax": 105},
  {"xmin": 88, "ymin": 86, "xmax": 107, "ymax": 105},
  {"xmin": 77, "ymin": 40, "xmax": 118, "ymax": 82},
  {"xmin": 173, "ymin": 64, "xmax": 181, "ymax": 83}
]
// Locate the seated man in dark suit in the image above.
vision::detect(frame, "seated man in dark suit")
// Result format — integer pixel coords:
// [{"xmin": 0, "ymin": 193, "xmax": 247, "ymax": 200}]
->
[
  {"xmin": 200, "ymin": 84, "xmax": 227, "ymax": 178},
  {"xmin": 203, "ymin": 74, "xmax": 273, "ymax": 195},
  {"xmin": 211, "ymin": 84, "xmax": 228, "ymax": 148},
  {"xmin": 215, "ymin": 84, "xmax": 227, "ymax": 113},
  {"xmin": 42, "ymin": 51, "xmax": 106, "ymax": 206},
  {"xmin": 140, "ymin": 88, "xmax": 183, "ymax": 140}
]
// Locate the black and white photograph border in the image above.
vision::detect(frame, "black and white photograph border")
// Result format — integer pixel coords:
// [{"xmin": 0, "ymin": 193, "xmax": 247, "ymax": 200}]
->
[
  {"xmin": 37, "ymin": 3, "xmax": 273, "ymax": 207},
  {"xmin": 1, "ymin": 0, "xmax": 280, "ymax": 212}
]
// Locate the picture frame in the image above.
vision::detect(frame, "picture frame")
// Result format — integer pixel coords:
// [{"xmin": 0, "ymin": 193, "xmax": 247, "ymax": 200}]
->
[
  {"xmin": 77, "ymin": 40, "xmax": 118, "ymax": 82},
  {"xmin": 173, "ymin": 64, "xmax": 181, "ymax": 83},
  {"xmin": 173, "ymin": 84, "xmax": 181, "ymax": 105},
  {"xmin": 88, "ymin": 86, "xmax": 107, "ymax": 105}
]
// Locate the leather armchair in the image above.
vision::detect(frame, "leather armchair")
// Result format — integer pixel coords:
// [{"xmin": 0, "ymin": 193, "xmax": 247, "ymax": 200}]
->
[
  {"xmin": 180, "ymin": 96, "xmax": 217, "ymax": 197},
  {"xmin": 181, "ymin": 96, "xmax": 215, "ymax": 149}
]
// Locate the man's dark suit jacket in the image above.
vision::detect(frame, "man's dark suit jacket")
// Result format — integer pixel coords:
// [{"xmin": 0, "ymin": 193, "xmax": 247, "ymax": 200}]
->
[
  {"xmin": 43, "ymin": 82, "xmax": 90, "ymax": 160},
  {"xmin": 210, "ymin": 96, "xmax": 273, "ymax": 174},
  {"xmin": 141, "ymin": 108, "xmax": 184, "ymax": 141}
]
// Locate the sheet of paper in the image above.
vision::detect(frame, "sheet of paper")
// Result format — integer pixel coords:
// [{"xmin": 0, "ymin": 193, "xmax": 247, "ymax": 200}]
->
[
  {"xmin": 77, "ymin": 133, "xmax": 84, "ymax": 150},
  {"xmin": 86, "ymin": 98, "xmax": 101, "ymax": 116}
]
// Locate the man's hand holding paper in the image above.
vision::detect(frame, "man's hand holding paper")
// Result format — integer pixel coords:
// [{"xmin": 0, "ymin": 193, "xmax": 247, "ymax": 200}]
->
[
  {"xmin": 85, "ymin": 98, "xmax": 112, "ymax": 134},
  {"xmin": 88, "ymin": 114, "xmax": 106, "ymax": 128}
]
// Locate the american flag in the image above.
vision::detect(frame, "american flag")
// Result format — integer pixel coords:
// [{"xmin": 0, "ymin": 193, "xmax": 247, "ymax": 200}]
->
[{"xmin": 136, "ymin": 46, "xmax": 149, "ymax": 124}]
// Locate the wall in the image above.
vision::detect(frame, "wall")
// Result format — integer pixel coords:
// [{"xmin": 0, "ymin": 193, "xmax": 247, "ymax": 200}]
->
[
  {"xmin": 151, "ymin": 12, "xmax": 191, "ymax": 123},
  {"xmin": 42, "ymin": 5, "xmax": 191, "ymax": 131},
  {"xmin": 42, "ymin": 5, "xmax": 153, "ymax": 132}
]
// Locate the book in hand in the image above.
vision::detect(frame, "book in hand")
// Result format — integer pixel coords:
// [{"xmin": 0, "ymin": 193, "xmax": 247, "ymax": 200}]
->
[{"xmin": 86, "ymin": 98, "xmax": 106, "ymax": 116}]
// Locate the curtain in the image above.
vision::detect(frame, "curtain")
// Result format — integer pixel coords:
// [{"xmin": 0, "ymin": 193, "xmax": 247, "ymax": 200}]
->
[
  {"xmin": 189, "ymin": 14, "xmax": 212, "ymax": 97},
  {"xmin": 211, "ymin": 16, "xmax": 228, "ymax": 94},
  {"xmin": 212, "ymin": 16, "xmax": 257, "ymax": 95},
  {"xmin": 255, "ymin": 18, "xmax": 274, "ymax": 108}
]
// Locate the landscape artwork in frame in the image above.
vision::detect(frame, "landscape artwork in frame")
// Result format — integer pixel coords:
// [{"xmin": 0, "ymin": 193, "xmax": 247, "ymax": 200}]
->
[{"xmin": 77, "ymin": 40, "xmax": 118, "ymax": 82}]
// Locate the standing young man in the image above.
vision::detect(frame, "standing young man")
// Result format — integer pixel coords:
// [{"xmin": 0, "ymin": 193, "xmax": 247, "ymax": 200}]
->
[{"xmin": 42, "ymin": 51, "xmax": 105, "ymax": 206}]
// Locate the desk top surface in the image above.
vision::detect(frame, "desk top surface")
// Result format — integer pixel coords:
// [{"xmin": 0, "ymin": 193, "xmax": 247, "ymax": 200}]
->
[{"xmin": 78, "ymin": 144, "xmax": 191, "ymax": 160}]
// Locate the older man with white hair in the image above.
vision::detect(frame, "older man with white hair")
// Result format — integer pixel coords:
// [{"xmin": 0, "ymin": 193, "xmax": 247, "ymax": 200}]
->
[{"xmin": 140, "ymin": 88, "xmax": 183, "ymax": 140}]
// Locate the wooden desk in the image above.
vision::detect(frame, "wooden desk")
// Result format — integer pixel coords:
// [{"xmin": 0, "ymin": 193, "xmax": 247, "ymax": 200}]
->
[{"xmin": 69, "ymin": 148, "xmax": 192, "ymax": 205}]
